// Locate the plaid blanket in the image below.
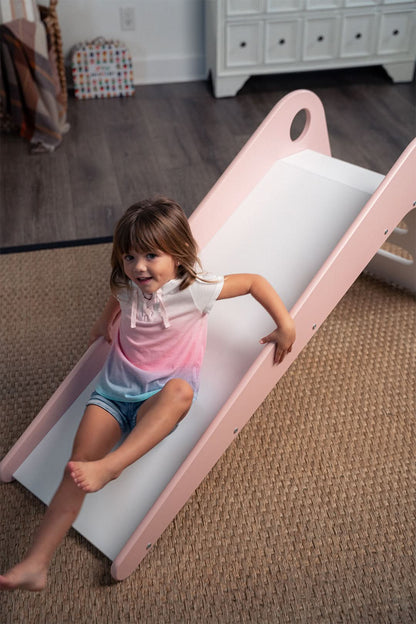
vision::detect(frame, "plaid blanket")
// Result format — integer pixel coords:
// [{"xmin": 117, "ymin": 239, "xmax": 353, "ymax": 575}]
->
[{"xmin": 0, "ymin": 17, "xmax": 69, "ymax": 152}]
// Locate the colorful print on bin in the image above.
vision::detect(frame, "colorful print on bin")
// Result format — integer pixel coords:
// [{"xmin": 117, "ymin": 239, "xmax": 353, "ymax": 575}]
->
[{"xmin": 72, "ymin": 41, "xmax": 135, "ymax": 100}]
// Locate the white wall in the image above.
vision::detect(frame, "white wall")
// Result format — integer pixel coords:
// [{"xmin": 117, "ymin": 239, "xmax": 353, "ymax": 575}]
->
[{"xmin": 57, "ymin": 0, "xmax": 206, "ymax": 85}]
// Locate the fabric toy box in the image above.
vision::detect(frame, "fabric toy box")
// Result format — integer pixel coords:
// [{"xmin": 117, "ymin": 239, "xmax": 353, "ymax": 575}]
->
[{"xmin": 71, "ymin": 38, "xmax": 134, "ymax": 100}]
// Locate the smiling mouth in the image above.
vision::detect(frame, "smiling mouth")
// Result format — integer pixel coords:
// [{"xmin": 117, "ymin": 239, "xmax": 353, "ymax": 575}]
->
[{"xmin": 137, "ymin": 277, "xmax": 152, "ymax": 284}]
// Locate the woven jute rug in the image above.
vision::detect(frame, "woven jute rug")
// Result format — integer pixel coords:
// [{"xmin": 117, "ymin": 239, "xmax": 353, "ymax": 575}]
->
[{"xmin": 0, "ymin": 244, "xmax": 415, "ymax": 624}]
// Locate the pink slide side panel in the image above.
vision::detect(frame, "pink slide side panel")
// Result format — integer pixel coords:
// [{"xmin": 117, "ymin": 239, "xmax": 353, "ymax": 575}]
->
[
  {"xmin": 111, "ymin": 137, "xmax": 416, "ymax": 581},
  {"xmin": 190, "ymin": 89, "xmax": 331, "ymax": 249},
  {"xmin": 0, "ymin": 321, "xmax": 118, "ymax": 483},
  {"xmin": 292, "ymin": 137, "xmax": 416, "ymax": 326}
]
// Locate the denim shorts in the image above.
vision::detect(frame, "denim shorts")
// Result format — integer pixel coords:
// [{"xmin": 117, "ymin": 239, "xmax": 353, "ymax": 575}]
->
[
  {"xmin": 87, "ymin": 391, "xmax": 148, "ymax": 435},
  {"xmin": 86, "ymin": 390, "xmax": 178, "ymax": 437}
]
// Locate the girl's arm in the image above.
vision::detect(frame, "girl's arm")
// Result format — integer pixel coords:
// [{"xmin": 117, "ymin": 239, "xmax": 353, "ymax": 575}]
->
[
  {"xmin": 88, "ymin": 295, "xmax": 121, "ymax": 346},
  {"xmin": 218, "ymin": 274, "xmax": 295, "ymax": 365}
]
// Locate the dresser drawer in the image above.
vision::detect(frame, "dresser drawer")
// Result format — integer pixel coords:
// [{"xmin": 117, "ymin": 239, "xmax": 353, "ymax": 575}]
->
[
  {"xmin": 306, "ymin": 0, "xmax": 342, "ymax": 9},
  {"xmin": 226, "ymin": 0, "xmax": 263, "ymax": 15},
  {"xmin": 340, "ymin": 13, "xmax": 378, "ymax": 57},
  {"xmin": 266, "ymin": 0, "xmax": 303, "ymax": 11},
  {"xmin": 344, "ymin": 0, "xmax": 381, "ymax": 6},
  {"xmin": 225, "ymin": 22, "xmax": 262, "ymax": 66},
  {"xmin": 303, "ymin": 16, "xmax": 341, "ymax": 59},
  {"xmin": 378, "ymin": 10, "xmax": 416, "ymax": 54},
  {"xmin": 382, "ymin": 0, "xmax": 414, "ymax": 5},
  {"xmin": 265, "ymin": 19, "xmax": 302, "ymax": 62}
]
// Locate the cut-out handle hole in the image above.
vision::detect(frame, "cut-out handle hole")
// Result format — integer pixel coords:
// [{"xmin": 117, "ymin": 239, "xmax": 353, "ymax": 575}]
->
[{"xmin": 290, "ymin": 108, "xmax": 307, "ymax": 141}]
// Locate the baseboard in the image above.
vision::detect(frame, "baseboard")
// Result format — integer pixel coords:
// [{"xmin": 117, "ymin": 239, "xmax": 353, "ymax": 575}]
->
[
  {"xmin": 131, "ymin": 53, "xmax": 206, "ymax": 85},
  {"xmin": 0, "ymin": 236, "xmax": 113, "ymax": 255}
]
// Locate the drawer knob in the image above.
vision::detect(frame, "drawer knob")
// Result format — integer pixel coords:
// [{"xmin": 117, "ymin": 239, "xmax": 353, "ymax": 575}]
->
[
  {"xmin": 240, "ymin": 41, "xmax": 247, "ymax": 48},
  {"xmin": 279, "ymin": 38, "xmax": 286, "ymax": 45},
  {"xmin": 392, "ymin": 29, "xmax": 400, "ymax": 36},
  {"xmin": 355, "ymin": 33, "xmax": 362, "ymax": 40},
  {"xmin": 317, "ymin": 35, "xmax": 325, "ymax": 42}
]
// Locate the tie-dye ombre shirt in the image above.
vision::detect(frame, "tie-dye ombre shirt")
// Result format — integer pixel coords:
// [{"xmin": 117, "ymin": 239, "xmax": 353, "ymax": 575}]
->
[{"xmin": 96, "ymin": 274, "xmax": 224, "ymax": 402}]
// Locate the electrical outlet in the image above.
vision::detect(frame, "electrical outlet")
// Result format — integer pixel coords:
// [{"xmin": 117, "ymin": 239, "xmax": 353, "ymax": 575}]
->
[{"xmin": 120, "ymin": 7, "xmax": 135, "ymax": 31}]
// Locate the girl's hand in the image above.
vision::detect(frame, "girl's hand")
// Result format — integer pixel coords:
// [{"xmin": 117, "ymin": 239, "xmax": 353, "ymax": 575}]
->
[
  {"xmin": 218, "ymin": 274, "xmax": 296, "ymax": 364},
  {"xmin": 88, "ymin": 319, "xmax": 113, "ymax": 347},
  {"xmin": 260, "ymin": 322, "xmax": 296, "ymax": 365},
  {"xmin": 88, "ymin": 295, "xmax": 121, "ymax": 347}
]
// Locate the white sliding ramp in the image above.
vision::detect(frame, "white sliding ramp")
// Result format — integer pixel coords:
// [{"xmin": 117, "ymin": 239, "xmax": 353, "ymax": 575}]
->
[{"xmin": 13, "ymin": 149, "xmax": 384, "ymax": 561}]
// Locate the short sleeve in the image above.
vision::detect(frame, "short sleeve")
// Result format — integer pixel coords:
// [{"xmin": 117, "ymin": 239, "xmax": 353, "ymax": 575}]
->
[
  {"xmin": 115, "ymin": 286, "xmax": 131, "ymax": 304},
  {"xmin": 190, "ymin": 273, "xmax": 224, "ymax": 314}
]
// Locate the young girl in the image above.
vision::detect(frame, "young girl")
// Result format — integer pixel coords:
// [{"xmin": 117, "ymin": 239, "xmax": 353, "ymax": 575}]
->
[{"xmin": 0, "ymin": 196, "xmax": 295, "ymax": 591}]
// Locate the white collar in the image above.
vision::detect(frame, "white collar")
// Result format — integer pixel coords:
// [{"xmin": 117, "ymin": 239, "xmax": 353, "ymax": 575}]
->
[{"xmin": 129, "ymin": 279, "xmax": 181, "ymax": 329}]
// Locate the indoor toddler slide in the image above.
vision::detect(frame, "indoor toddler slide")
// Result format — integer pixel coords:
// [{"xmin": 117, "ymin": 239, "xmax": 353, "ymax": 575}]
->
[{"xmin": 1, "ymin": 89, "xmax": 415, "ymax": 580}]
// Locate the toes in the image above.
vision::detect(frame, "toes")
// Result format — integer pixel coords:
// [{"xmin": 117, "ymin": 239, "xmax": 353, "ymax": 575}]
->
[{"xmin": 67, "ymin": 462, "xmax": 88, "ymax": 490}]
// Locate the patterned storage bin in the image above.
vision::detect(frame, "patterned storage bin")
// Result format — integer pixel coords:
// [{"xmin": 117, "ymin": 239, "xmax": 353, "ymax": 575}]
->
[{"xmin": 71, "ymin": 38, "xmax": 134, "ymax": 100}]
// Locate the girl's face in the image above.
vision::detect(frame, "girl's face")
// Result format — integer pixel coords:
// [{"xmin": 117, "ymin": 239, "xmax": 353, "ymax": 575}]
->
[{"xmin": 122, "ymin": 249, "xmax": 178, "ymax": 295}]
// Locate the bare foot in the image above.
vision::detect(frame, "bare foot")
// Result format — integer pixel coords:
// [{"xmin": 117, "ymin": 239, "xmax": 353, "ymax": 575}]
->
[
  {"xmin": 0, "ymin": 559, "xmax": 47, "ymax": 592},
  {"xmin": 68, "ymin": 459, "xmax": 120, "ymax": 493}
]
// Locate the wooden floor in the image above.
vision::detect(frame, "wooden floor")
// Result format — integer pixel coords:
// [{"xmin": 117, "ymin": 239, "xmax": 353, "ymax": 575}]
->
[{"xmin": 1, "ymin": 66, "xmax": 415, "ymax": 250}]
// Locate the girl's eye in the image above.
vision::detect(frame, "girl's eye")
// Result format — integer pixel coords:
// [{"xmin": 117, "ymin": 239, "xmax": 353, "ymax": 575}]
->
[
  {"xmin": 123, "ymin": 255, "xmax": 134, "ymax": 262},
  {"xmin": 146, "ymin": 253, "xmax": 157, "ymax": 260}
]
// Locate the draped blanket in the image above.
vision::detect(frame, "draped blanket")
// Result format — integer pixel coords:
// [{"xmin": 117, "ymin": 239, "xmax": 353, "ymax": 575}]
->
[{"xmin": 0, "ymin": 18, "xmax": 69, "ymax": 152}]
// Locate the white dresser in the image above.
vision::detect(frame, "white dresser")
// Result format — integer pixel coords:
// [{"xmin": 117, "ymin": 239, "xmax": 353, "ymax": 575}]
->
[{"xmin": 205, "ymin": 0, "xmax": 416, "ymax": 96}]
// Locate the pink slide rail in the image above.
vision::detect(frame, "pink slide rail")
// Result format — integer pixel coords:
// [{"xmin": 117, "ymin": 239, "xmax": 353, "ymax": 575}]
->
[{"xmin": 1, "ymin": 90, "xmax": 415, "ymax": 581}]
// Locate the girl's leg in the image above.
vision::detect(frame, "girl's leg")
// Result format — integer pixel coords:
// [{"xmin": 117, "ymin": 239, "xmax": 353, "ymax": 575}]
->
[
  {"xmin": 0, "ymin": 405, "xmax": 121, "ymax": 592},
  {"xmin": 69, "ymin": 379, "xmax": 193, "ymax": 493}
]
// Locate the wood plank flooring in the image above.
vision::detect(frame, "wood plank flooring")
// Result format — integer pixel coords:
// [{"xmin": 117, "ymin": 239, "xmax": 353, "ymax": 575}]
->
[{"xmin": 1, "ymin": 66, "xmax": 415, "ymax": 250}]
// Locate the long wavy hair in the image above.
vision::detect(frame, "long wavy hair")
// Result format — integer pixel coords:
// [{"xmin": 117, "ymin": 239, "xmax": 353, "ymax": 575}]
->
[{"xmin": 110, "ymin": 197, "xmax": 201, "ymax": 292}]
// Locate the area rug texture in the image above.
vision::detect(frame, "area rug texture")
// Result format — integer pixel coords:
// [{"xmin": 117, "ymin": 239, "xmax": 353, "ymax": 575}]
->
[{"xmin": 0, "ymin": 244, "xmax": 415, "ymax": 624}]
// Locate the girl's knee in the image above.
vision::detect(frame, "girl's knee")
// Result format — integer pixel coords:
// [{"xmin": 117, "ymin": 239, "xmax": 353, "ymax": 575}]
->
[{"xmin": 164, "ymin": 378, "xmax": 194, "ymax": 409}]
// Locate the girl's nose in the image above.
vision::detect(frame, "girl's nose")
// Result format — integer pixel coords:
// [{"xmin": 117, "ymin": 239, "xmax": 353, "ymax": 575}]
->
[{"xmin": 135, "ymin": 256, "xmax": 147, "ymax": 272}]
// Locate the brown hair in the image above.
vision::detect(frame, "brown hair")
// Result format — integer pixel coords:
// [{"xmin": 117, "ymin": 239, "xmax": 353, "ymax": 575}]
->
[{"xmin": 110, "ymin": 197, "xmax": 201, "ymax": 291}]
